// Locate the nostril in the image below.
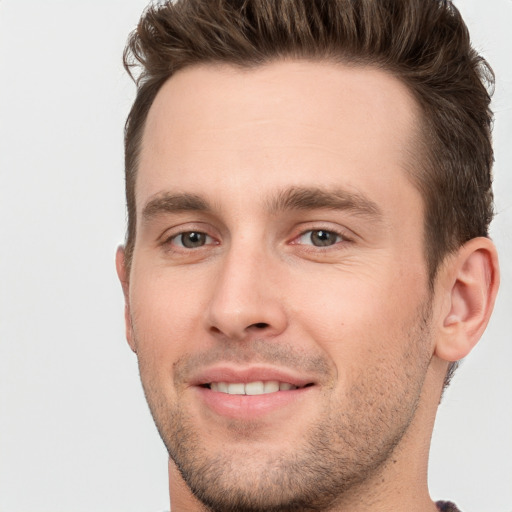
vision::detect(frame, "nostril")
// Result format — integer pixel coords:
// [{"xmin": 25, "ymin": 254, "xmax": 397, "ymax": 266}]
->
[{"xmin": 252, "ymin": 322, "xmax": 269, "ymax": 329}]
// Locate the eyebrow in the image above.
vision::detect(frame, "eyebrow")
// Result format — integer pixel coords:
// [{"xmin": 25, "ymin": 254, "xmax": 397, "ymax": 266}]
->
[
  {"xmin": 141, "ymin": 186, "xmax": 382, "ymax": 222},
  {"xmin": 266, "ymin": 186, "xmax": 382, "ymax": 220},
  {"xmin": 142, "ymin": 193, "xmax": 210, "ymax": 222}
]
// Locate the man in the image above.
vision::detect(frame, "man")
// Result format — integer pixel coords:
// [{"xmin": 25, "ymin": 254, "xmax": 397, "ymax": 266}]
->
[{"xmin": 115, "ymin": 1, "xmax": 500, "ymax": 511}]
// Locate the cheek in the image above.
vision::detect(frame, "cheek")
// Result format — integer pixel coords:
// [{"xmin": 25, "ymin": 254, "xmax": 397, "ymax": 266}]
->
[
  {"xmin": 290, "ymin": 276, "xmax": 432, "ymax": 415},
  {"xmin": 288, "ymin": 263, "xmax": 428, "ymax": 362},
  {"xmin": 129, "ymin": 267, "xmax": 211, "ymax": 363}
]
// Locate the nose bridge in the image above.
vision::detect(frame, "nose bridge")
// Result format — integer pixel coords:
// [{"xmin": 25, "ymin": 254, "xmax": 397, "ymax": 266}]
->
[{"xmin": 206, "ymin": 237, "xmax": 287, "ymax": 340}]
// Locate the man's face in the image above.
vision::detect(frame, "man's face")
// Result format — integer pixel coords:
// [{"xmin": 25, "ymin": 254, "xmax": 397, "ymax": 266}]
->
[{"xmin": 122, "ymin": 61, "xmax": 437, "ymax": 511}]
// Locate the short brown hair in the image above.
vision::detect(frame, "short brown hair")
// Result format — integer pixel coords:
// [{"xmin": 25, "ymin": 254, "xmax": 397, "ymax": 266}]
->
[{"xmin": 123, "ymin": 0, "xmax": 495, "ymax": 285}]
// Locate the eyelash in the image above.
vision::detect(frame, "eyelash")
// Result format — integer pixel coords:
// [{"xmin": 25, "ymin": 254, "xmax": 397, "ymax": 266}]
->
[
  {"xmin": 162, "ymin": 226, "xmax": 350, "ymax": 253},
  {"xmin": 164, "ymin": 231, "xmax": 217, "ymax": 250},
  {"xmin": 291, "ymin": 228, "xmax": 349, "ymax": 249}
]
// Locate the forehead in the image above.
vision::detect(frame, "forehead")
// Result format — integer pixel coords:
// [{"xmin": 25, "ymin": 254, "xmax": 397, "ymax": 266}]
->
[{"xmin": 138, "ymin": 60, "xmax": 422, "ymax": 212}]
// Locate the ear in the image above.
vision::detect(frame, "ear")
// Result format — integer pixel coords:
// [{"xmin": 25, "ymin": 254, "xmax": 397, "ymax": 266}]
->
[
  {"xmin": 115, "ymin": 246, "xmax": 137, "ymax": 353},
  {"xmin": 434, "ymin": 237, "xmax": 499, "ymax": 362}
]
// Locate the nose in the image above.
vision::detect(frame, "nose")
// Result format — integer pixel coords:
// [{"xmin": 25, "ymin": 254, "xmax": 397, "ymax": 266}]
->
[{"xmin": 205, "ymin": 244, "xmax": 288, "ymax": 341}]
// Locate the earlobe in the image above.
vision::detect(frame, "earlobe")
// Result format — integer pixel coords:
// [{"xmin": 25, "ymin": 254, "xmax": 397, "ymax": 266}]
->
[
  {"xmin": 115, "ymin": 246, "xmax": 137, "ymax": 353},
  {"xmin": 435, "ymin": 237, "xmax": 499, "ymax": 362}
]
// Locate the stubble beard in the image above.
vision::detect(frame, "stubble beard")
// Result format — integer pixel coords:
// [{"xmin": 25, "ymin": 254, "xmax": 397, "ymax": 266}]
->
[{"xmin": 136, "ymin": 302, "xmax": 433, "ymax": 512}]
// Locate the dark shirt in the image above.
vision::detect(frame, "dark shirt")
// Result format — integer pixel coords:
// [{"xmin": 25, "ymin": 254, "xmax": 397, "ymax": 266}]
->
[{"xmin": 437, "ymin": 501, "xmax": 461, "ymax": 512}]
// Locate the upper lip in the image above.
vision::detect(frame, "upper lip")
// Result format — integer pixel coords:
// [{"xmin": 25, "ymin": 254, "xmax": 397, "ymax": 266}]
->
[{"xmin": 189, "ymin": 365, "xmax": 317, "ymax": 388}]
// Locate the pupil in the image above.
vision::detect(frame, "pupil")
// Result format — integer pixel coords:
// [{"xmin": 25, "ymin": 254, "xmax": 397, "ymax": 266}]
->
[
  {"xmin": 182, "ymin": 232, "xmax": 205, "ymax": 248},
  {"xmin": 311, "ymin": 230, "xmax": 336, "ymax": 247}
]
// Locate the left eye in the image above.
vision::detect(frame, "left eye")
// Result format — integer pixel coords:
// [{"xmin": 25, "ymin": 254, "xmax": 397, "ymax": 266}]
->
[
  {"xmin": 171, "ymin": 231, "xmax": 212, "ymax": 249},
  {"xmin": 296, "ymin": 230, "xmax": 343, "ymax": 247}
]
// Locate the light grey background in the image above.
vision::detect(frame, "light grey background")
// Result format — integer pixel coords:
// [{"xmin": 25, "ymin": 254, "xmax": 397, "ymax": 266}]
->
[{"xmin": 0, "ymin": 1, "xmax": 510, "ymax": 511}]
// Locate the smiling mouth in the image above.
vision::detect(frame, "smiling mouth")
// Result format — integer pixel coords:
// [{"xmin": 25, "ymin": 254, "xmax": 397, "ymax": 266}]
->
[{"xmin": 203, "ymin": 381, "xmax": 314, "ymax": 395}]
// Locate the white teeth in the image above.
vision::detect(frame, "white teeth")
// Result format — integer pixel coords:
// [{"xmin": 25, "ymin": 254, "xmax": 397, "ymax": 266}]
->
[
  {"xmin": 264, "ymin": 381, "xmax": 280, "ymax": 393},
  {"xmin": 245, "ymin": 381, "xmax": 265, "ymax": 395},
  {"xmin": 209, "ymin": 381, "xmax": 299, "ymax": 395},
  {"xmin": 227, "ymin": 383, "xmax": 245, "ymax": 395}
]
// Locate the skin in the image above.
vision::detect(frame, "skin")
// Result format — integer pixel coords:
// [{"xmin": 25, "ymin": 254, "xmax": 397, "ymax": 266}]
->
[{"xmin": 116, "ymin": 61, "xmax": 499, "ymax": 512}]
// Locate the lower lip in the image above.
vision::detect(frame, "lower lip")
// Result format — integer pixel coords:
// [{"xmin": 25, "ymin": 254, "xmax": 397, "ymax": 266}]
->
[{"xmin": 194, "ymin": 386, "xmax": 313, "ymax": 420}]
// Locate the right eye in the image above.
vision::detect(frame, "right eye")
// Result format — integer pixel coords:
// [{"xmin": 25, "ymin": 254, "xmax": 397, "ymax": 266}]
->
[
  {"xmin": 296, "ymin": 229, "xmax": 344, "ymax": 247},
  {"xmin": 170, "ymin": 231, "xmax": 213, "ymax": 249}
]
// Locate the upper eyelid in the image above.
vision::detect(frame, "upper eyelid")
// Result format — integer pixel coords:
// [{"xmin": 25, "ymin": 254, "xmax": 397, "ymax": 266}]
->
[
  {"xmin": 170, "ymin": 231, "xmax": 215, "ymax": 247},
  {"xmin": 292, "ymin": 223, "xmax": 354, "ymax": 240},
  {"xmin": 156, "ymin": 221, "xmax": 355, "ymax": 245},
  {"xmin": 158, "ymin": 222, "xmax": 219, "ymax": 242},
  {"xmin": 298, "ymin": 228, "xmax": 345, "ymax": 237},
  {"xmin": 165, "ymin": 230, "xmax": 215, "ymax": 244},
  {"xmin": 293, "ymin": 228, "xmax": 348, "ymax": 245}
]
